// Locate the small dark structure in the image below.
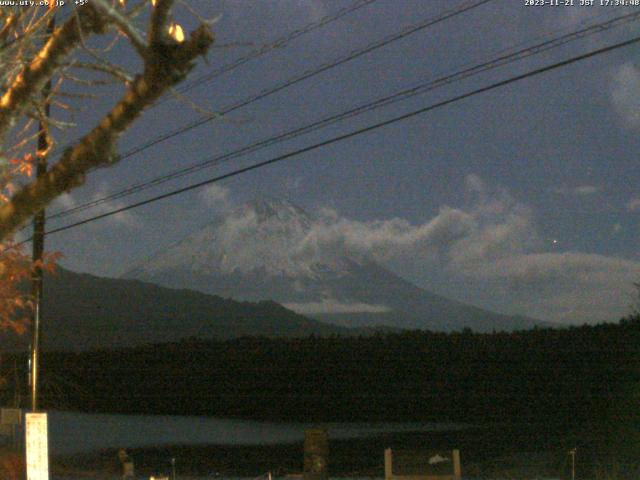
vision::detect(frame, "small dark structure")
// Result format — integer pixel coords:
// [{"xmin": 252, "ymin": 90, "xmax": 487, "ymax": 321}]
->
[
  {"xmin": 118, "ymin": 448, "xmax": 135, "ymax": 478},
  {"xmin": 303, "ymin": 428, "xmax": 328, "ymax": 480}
]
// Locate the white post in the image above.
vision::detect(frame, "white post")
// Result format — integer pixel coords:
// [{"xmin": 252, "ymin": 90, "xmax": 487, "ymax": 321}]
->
[
  {"xmin": 569, "ymin": 448, "xmax": 576, "ymax": 480},
  {"xmin": 384, "ymin": 448, "xmax": 393, "ymax": 480},
  {"xmin": 25, "ymin": 413, "xmax": 49, "ymax": 480},
  {"xmin": 452, "ymin": 449, "xmax": 461, "ymax": 479}
]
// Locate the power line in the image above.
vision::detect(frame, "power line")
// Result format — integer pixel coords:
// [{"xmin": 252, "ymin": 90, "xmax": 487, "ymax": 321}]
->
[
  {"xmin": 170, "ymin": 0, "xmax": 493, "ymax": 99},
  {"xmin": 122, "ymin": 0, "xmax": 493, "ymax": 156},
  {"xmin": 45, "ymin": 0, "xmax": 379, "ymax": 160},
  {"xmin": 28, "ymin": 33, "xmax": 640, "ymax": 242},
  {"xmin": 170, "ymin": 0, "xmax": 379, "ymax": 98},
  {"xmin": 47, "ymin": 9, "xmax": 640, "ymax": 221},
  {"xmin": 46, "ymin": 0, "xmax": 494, "ymax": 219},
  {"xmin": 46, "ymin": 0, "xmax": 493, "ymax": 166}
]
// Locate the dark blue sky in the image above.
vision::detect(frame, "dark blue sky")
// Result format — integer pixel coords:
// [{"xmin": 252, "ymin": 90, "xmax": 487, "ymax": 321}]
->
[{"xmin": 40, "ymin": 0, "xmax": 640, "ymax": 324}]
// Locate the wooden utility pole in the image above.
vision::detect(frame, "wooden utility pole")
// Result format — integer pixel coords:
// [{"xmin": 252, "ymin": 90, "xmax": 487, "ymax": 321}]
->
[{"xmin": 30, "ymin": 11, "xmax": 55, "ymax": 412}]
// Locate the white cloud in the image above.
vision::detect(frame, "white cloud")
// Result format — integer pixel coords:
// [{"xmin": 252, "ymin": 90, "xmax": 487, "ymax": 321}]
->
[
  {"xmin": 464, "ymin": 173, "xmax": 485, "ymax": 193},
  {"xmin": 50, "ymin": 184, "xmax": 139, "ymax": 228},
  {"xmin": 54, "ymin": 193, "xmax": 77, "ymax": 210},
  {"xmin": 574, "ymin": 185, "xmax": 600, "ymax": 195},
  {"xmin": 611, "ymin": 63, "xmax": 640, "ymax": 129},
  {"xmin": 464, "ymin": 252, "xmax": 640, "ymax": 286},
  {"xmin": 299, "ymin": 175, "xmax": 536, "ymax": 271},
  {"xmin": 166, "ymin": 176, "xmax": 639, "ymax": 324},
  {"xmin": 293, "ymin": 176, "xmax": 638, "ymax": 324},
  {"xmin": 199, "ymin": 184, "xmax": 231, "ymax": 212},
  {"xmin": 481, "ymin": 252, "xmax": 640, "ymax": 323},
  {"xmin": 627, "ymin": 197, "xmax": 640, "ymax": 211},
  {"xmin": 283, "ymin": 300, "xmax": 391, "ymax": 315},
  {"xmin": 299, "ymin": 205, "xmax": 476, "ymax": 264},
  {"xmin": 552, "ymin": 185, "xmax": 600, "ymax": 196}
]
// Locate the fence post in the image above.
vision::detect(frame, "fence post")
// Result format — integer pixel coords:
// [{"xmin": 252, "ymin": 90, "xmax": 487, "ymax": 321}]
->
[
  {"xmin": 452, "ymin": 449, "xmax": 461, "ymax": 479},
  {"xmin": 384, "ymin": 448, "xmax": 393, "ymax": 480}
]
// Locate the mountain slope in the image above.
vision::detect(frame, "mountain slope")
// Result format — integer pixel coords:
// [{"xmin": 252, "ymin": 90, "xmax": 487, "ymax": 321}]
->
[
  {"xmin": 125, "ymin": 198, "xmax": 546, "ymax": 332},
  {"xmin": 0, "ymin": 268, "xmax": 352, "ymax": 351}
]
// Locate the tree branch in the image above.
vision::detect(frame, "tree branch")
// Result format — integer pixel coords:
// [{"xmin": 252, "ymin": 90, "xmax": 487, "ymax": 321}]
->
[
  {"xmin": 68, "ymin": 60, "xmax": 135, "ymax": 84},
  {"xmin": 0, "ymin": 7, "xmax": 107, "ymax": 146},
  {"xmin": 91, "ymin": 0, "xmax": 148, "ymax": 59},
  {"xmin": 0, "ymin": 24, "xmax": 213, "ymax": 240},
  {"xmin": 149, "ymin": 0, "xmax": 175, "ymax": 47}
]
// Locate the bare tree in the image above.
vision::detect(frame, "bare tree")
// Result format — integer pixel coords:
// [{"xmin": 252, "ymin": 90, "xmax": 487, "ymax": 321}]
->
[
  {"xmin": 0, "ymin": 0, "xmax": 213, "ymax": 240},
  {"xmin": 0, "ymin": 1, "xmax": 213, "ymax": 329}
]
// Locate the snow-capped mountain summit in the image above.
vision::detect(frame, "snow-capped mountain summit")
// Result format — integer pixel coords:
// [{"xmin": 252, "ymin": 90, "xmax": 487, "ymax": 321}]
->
[
  {"xmin": 131, "ymin": 197, "xmax": 352, "ymax": 280},
  {"xmin": 125, "ymin": 198, "xmax": 546, "ymax": 332}
]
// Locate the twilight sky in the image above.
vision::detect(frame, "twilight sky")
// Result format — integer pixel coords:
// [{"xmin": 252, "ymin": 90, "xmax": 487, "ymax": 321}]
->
[{"xmin": 32, "ymin": 0, "xmax": 640, "ymax": 325}]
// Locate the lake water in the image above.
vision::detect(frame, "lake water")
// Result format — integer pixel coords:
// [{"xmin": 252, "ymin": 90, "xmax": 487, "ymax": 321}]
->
[
  {"xmin": 53, "ymin": 477, "xmax": 380, "ymax": 480},
  {"xmin": 32, "ymin": 411, "xmax": 467, "ymax": 455},
  {"xmin": 51, "ymin": 477, "xmax": 560, "ymax": 480},
  {"xmin": 10, "ymin": 412, "xmax": 558, "ymax": 480}
]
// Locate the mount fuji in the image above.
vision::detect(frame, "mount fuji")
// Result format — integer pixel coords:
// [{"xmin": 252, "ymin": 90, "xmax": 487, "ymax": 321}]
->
[{"xmin": 125, "ymin": 198, "xmax": 546, "ymax": 332}]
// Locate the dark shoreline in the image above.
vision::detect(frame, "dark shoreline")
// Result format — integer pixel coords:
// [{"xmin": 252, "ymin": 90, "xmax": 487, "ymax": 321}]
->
[{"xmin": 52, "ymin": 423, "xmax": 610, "ymax": 479}]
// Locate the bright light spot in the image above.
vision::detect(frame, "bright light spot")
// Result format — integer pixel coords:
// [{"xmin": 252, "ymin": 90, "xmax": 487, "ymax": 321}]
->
[
  {"xmin": 552, "ymin": 239, "xmax": 558, "ymax": 245},
  {"xmin": 151, "ymin": 0, "xmax": 157, "ymax": 6},
  {"xmin": 168, "ymin": 23, "xmax": 185, "ymax": 43}
]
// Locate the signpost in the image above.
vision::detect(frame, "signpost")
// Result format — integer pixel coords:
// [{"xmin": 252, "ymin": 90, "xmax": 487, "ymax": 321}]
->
[{"xmin": 25, "ymin": 413, "xmax": 49, "ymax": 480}]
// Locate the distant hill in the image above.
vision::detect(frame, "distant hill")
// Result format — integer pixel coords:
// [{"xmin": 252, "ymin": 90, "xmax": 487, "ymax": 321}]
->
[
  {"xmin": 0, "ymin": 268, "xmax": 354, "ymax": 351},
  {"xmin": 126, "ymin": 198, "xmax": 549, "ymax": 332}
]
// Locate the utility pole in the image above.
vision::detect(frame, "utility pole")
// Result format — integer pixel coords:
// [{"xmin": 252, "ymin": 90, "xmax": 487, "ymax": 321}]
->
[
  {"xmin": 569, "ymin": 448, "xmax": 576, "ymax": 480},
  {"xmin": 30, "ymin": 11, "xmax": 55, "ymax": 413}
]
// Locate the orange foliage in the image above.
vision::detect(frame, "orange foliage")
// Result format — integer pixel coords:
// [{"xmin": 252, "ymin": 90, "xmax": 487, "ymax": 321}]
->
[
  {"xmin": 1, "ymin": 153, "xmax": 36, "ymax": 203},
  {"xmin": 0, "ymin": 243, "xmax": 34, "ymax": 335},
  {"xmin": 0, "ymin": 242, "xmax": 60, "ymax": 335},
  {"xmin": 0, "ymin": 448, "xmax": 24, "ymax": 480},
  {"xmin": 1, "ymin": 148, "xmax": 59, "ymax": 334}
]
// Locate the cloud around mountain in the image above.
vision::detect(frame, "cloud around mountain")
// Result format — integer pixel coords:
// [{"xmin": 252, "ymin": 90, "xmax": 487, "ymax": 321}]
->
[
  {"xmin": 164, "ymin": 175, "xmax": 640, "ymax": 325},
  {"xmin": 611, "ymin": 62, "xmax": 640, "ymax": 129}
]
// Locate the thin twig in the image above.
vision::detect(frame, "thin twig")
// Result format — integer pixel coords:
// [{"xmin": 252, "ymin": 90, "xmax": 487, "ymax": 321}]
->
[
  {"xmin": 67, "ymin": 60, "xmax": 135, "ymax": 84},
  {"xmin": 167, "ymin": 86, "xmax": 218, "ymax": 117},
  {"xmin": 91, "ymin": 0, "xmax": 148, "ymax": 58},
  {"xmin": 177, "ymin": 0, "xmax": 221, "ymax": 26}
]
